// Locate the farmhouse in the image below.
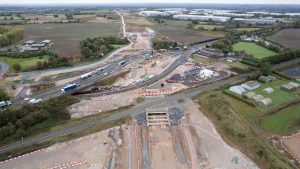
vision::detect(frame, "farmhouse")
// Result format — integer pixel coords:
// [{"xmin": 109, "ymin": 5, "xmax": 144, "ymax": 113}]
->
[
  {"xmin": 229, "ymin": 86, "xmax": 247, "ymax": 95},
  {"xmin": 241, "ymin": 81, "xmax": 261, "ymax": 90}
]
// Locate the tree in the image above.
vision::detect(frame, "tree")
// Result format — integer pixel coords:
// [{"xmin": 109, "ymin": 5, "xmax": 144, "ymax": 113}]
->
[
  {"xmin": 36, "ymin": 61, "xmax": 43, "ymax": 69},
  {"xmin": 259, "ymin": 62, "xmax": 272, "ymax": 76},
  {"xmin": 0, "ymin": 88, "xmax": 9, "ymax": 100},
  {"xmin": 13, "ymin": 63, "xmax": 22, "ymax": 72},
  {"xmin": 187, "ymin": 23, "xmax": 193, "ymax": 29},
  {"xmin": 15, "ymin": 128, "xmax": 26, "ymax": 138}
]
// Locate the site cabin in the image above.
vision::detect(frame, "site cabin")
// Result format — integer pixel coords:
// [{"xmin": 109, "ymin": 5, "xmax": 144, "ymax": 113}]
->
[{"xmin": 0, "ymin": 100, "xmax": 12, "ymax": 108}]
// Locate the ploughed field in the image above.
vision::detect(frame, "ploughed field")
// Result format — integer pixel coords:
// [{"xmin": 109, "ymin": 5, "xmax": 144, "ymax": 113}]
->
[
  {"xmin": 267, "ymin": 29, "xmax": 300, "ymax": 49},
  {"xmin": 150, "ymin": 19, "xmax": 225, "ymax": 44},
  {"xmin": 23, "ymin": 22, "xmax": 120, "ymax": 59}
]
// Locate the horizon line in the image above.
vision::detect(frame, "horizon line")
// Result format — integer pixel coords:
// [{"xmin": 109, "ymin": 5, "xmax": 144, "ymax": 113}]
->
[{"xmin": 1, "ymin": 2, "xmax": 300, "ymax": 5}]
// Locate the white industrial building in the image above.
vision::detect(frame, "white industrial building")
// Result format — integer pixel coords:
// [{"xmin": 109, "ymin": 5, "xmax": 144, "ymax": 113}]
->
[
  {"xmin": 138, "ymin": 11, "xmax": 166, "ymax": 17},
  {"xmin": 173, "ymin": 14, "xmax": 230, "ymax": 22},
  {"xmin": 229, "ymin": 86, "xmax": 247, "ymax": 95},
  {"xmin": 232, "ymin": 18, "xmax": 277, "ymax": 25}
]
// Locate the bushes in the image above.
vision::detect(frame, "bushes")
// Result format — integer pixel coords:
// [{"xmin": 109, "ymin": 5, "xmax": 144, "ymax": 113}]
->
[
  {"xmin": 0, "ymin": 26, "xmax": 24, "ymax": 47},
  {"xmin": 241, "ymin": 56, "xmax": 259, "ymax": 67},
  {"xmin": 80, "ymin": 36, "xmax": 129, "ymax": 59},
  {"xmin": 153, "ymin": 40, "xmax": 177, "ymax": 50},
  {"xmin": 0, "ymin": 95, "xmax": 79, "ymax": 139},
  {"xmin": 261, "ymin": 50, "xmax": 300, "ymax": 65}
]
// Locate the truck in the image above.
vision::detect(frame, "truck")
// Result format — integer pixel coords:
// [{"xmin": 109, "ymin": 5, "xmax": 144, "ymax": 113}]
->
[
  {"xmin": 118, "ymin": 60, "xmax": 126, "ymax": 66},
  {"xmin": 29, "ymin": 98, "xmax": 42, "ymax": 104},
  {"xmin": 0, "ymin": 100, "xmax": 12, "ymax": 108},
  {"xmin": 61, "ymin": 84, "xmax": 78, "ymax": 93},
  {"xmin": 80, "ymin": 72, "xmax": 93, "ymax": 79}
]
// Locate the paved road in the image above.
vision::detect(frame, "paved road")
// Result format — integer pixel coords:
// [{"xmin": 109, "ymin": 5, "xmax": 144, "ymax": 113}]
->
[
  {"xmin": 0, "ymin": 61, "xmax": 9, "ymax": 76},
  {"xmin": 0, "ymin": 73, "xmax": 248, "ymax": 154}
]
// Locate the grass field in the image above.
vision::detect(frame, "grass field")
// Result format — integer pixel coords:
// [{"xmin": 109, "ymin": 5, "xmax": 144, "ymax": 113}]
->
[
  {"xmin": 227, "ymin": 78, "xmax": 298, "ymax": 112},
  {"xmin": 233, "ymin": 27, "xmax": 262, "ymax": 32},
  {"xmin": 150, "ymin": 19, "xmax": 225, "ymax": 44},
  {"xmin": 193, "ymin": 24, "xmax": 224, "ymax": 31},
  {"xmin": 232, "ymin": 42, "xmax": 277, "ymax": 59},
  {"xmin": 23, "ymin": 22, "xmax": 120, "ymax": 58},
  {"xmin": 0, "ymin": 16, "xmax": 22, "ymax": 20},
  {"xmin": 267, "ymin": 29, "xmax": 300, "ymax": 49},
  {"xmin": 260, "ymin": 104, "xmax": 300, "ymax": 135},
  {"xmin": 0, "ymin": 56, "xmax": 50, "ymax": 72}
]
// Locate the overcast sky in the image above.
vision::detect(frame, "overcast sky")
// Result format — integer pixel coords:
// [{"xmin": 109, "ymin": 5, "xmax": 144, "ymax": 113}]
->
[{"xmin": 1, "ymin": 0, "xmax": 300, "ymax": 5}]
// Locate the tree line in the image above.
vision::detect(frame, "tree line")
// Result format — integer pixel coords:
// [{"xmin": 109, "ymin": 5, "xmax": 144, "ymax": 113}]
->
[
  {"xmin": 0, "ymin": 95, "xmax": 79, "ymax": 140},
  {"xmin": 81, "ymin": 36, "xmax": 129, "ymax": 60},
  {"xmin": 153, "ymin": 40, "xmax": 178, "ymax": 50},
  {"xmin": 0, "ymin": 26, "xmax": 24, "ymax": 47}
]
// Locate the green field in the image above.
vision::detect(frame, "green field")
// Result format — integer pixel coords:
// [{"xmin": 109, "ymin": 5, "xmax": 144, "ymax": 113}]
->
[
  {"xmin": 227, "ymin": 78, "xmax": 298, "ymax": 112},
  {"xmin": 0, "ymin": 56, "xmax": 50, "ymax": 72},
  {"xmin": 233, "ymin": 27, "xmax": 262, "ymax": 32},
  {"xmin": 232, "ymin": 42, "xmax": 277, "ymax": 59},
  {"xmin": 260, "ymin": 104, "xmax": 300, "ymax": 135},
  {"xmin": 0, "ymin": 16, "xmax": 22, "ymax": 20},
  {"xmin": 194, "ymin": 24, "xmax": 224, "ymax": 31}
]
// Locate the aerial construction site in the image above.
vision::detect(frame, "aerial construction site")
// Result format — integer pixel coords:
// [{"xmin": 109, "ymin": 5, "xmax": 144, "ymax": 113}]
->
[{"xmin": 1, "ymin": 99, "xmax": 258, "ymax": 169}]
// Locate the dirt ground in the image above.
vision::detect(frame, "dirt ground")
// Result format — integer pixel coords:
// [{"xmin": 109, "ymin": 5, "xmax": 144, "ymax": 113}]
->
[
  {"xmin": 68, "ymin": 90, "xmax": 140, "ymax": 119},
  {"xmin": 180, "ymin": 99, "xmax": 259, "ymax": 169},
  {"xmin": 267, "ymin": 29, "xmax": 300, "ymax": 49},
  {"xmin": 0, "ymin": 129, "xmax": 113, "ymax": 169},
  {"xmin": 282, "ymin": 134, "xmax": 300, "ymax": 161},
  {"xmin": 113, "ymin": 53, "xmax": 178, "ymax": 87}
]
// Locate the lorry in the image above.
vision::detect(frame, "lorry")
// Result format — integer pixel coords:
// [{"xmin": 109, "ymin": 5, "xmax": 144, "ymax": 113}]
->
[
  {"xmin": 61, "ymin": 84, "xmax": 78, "ymax": 93},
  {"xmin": 80, "ymin": 72, "xmax": 93, "ymax": 79},
  {"xmin": 0, "ymin": 100, "xmax": 12, "ymax": 108},
  {"xmin": 118, "ymin": 60, "xmax": 126, "ymax": 66}
]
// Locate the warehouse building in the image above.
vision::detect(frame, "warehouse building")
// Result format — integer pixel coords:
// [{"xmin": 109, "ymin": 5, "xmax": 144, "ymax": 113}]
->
[
  {"xmin": 173, "ymin": 14, "xmax": 230, "ymax": 22},
  {"xmin": 232, "ymin": 18, "xmax": 277, "ymax": 25},
  {"xmin": 138, "ymin": 11, "xmax": 165, "ymax": 17}
]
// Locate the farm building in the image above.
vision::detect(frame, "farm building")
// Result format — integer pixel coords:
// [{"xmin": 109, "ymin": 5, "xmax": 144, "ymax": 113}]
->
[
  {"xmin": 241, "ymin": 81, "xmax": 261, "ymax": 90},
  {"xmin": 31, "ymin": 43, "xmax": 47, "ymax": 48},
  {"xmin": 281, "ymin": 82, "xmax": 300, "ymax": 92},
  {"xmin": 251, "ymin": 95, "xmax": 264, "ymax": 102},
  {"xmin": 199, "ymin": 69, "xmax": 214, "ymax": 78},
  {"xmin": 259, "ymin": 98, "xmax": 272, "ymax": 106},
  {"xmin": 259, "ymin": 75, "xmax": 276, "ymax": 83},
  {"xmin": 229, "ymin": 86, "xmax": 247, "ymax": 95},
  {"xmin": 41, "ymin": 40, "xmax": 52, "ymax": 44},
  {"xmin": 263, "ymin": 87, "xmax": 274, "ymax": 94},
  {"xmin": 23, "ymin": 40, "xmax": 35, "ymax": 46},
  {"xmin": 244, "ymin": 91, "xmax": 256, "ymax": 98},
  {"xmin": 19, "ymin": 46, "xmax": 39, "ymax": 52}
]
